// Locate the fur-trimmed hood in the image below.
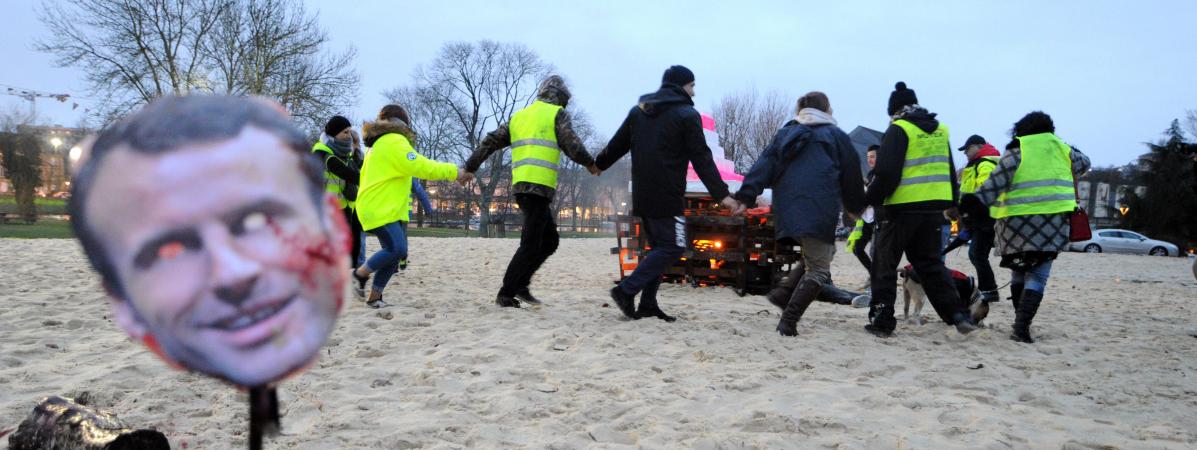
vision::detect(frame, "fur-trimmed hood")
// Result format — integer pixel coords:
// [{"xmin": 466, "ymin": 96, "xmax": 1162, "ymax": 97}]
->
[{"xmin": 362, "ymin": 118, "xmax": 417, "ymax": 147}]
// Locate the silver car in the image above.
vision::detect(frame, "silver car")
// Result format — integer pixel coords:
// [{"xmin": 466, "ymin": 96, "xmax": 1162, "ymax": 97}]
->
[{"xmin": 1069, "ymin": 229, "xmax": 1180, "ymax": 256}]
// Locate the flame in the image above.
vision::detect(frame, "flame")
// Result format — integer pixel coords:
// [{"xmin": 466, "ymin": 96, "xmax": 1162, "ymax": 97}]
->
[{"xmin": 693, "ymin": 239, "xmax": 725, "ymax": 252}]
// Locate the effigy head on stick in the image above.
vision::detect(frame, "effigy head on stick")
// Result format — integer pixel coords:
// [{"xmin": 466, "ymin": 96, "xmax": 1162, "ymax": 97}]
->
[{"xmin": 68, "ymin": 95, "xmax": 348, "ymax": 388}]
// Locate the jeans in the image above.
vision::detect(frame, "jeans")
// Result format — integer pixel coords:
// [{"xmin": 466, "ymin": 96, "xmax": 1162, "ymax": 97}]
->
[
  {"xmin": 1011, "ymin": 260, "xmax": 1054, "ymax": 294},
  {"xmin": 967, "ymin": 227, "xmax": 997, "ymax": 292},
  {"xmin": 619, "ymin": 216, "xmax": 686, "ymax": 296},
  {"xmin": 499, "ymin": 194, "xmax": 560, "ymax": 296},
  {"xmin": 365, "ymin": 221, "xmax": 408, "ymax": 292}
]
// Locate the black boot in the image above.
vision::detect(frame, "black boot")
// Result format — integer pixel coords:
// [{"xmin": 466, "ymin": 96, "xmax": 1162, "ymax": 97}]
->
[
  {"xmin": 1009, "ymin": 282, "xmax": 1025, "ymax": 310},
  {"xmin": 865, "ymin": 303, "xmax": 896, "ymax": 337},
  {"xmin": 777, "ymin": 279, "xmax": 822, "ymax": 336},
  {"xmin": 609, "ymin": 286, "xmax": 637, "ymax": 319},
  {"xmin": 765, "ymin": 263, "xmax": 805, "ymax": 310},
  {"xmin": 495, "ymin": 294, "xmax": 520, "ymax": 308},
  {"xmin": 515, "ymin": 288, "xmax": 542, "ymax": 305},
  {"xmin": 636, "ymin": 280, "xmax": 676, "ymax": 322},
  {"xmin": 1011, "ymin": 289, "xmax": 1043, "ymax": 343}
]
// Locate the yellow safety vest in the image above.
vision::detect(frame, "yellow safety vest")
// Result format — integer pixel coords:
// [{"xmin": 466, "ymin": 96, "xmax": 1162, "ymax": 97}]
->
[
  {"xmin": 846, "ymin": 219, "xmax": 865, "ymax": 252},
  {"xmin": 884, "ymin": 120, "xmax": 954, "ymax": 205},
  {"xmin": 960, "ymin": 156, "xmax": 999, "ymax": 194},
  {"xmin": 990, "ymin": 133, "xmax": 1076, "ymax": 219},
  {"xmin": 509, "ymin": 100, "xmax": 563, "ymax": 189},
  {"xmin": 311, "ymin": 141, "xmax": 353, "ymax": 209}
]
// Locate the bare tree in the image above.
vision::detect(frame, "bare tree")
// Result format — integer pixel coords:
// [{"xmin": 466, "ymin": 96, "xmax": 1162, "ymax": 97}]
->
[
  {"xmin": 390, "ymin": 40, "xmax": 551, "ymax": 237},
  {"xmin": 712, "ymin": 87, "xmax": 790, "ymax": 172},
  {"xmin": 1185, "ymin": 109, "xmax": 1197, "ymax": 140},
  {"xmin": 203, "ymin": 0, "xmax": 359, "ymax": 131},
  {"xmin": 37, "ymin": 0, "xmax": 358, "ymax": 129},
  {"xmin": 37, "ymin": 0, "xmax": 227, "ymax": 122},
  {"xmin": 554, "ymin": 109, "xmax": 604, "ymax": 230}
]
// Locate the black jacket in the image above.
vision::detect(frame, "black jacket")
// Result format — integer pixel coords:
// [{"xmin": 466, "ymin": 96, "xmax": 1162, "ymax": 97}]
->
[
  {"xmin": 865, "ymin": 109, "xmax": 959, "ymax": 215},
  {"xmin": 735, "ymin": 120, "xmax": 865, "ymax": 243},
  {"xmin": 595, "ymin": 84, "xmax": 729, "ymax": 218}
]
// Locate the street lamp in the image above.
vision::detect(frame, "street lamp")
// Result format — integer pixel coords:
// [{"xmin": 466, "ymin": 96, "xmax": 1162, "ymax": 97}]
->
[
  {"xmin": 69, "ymin": 146, "xmax": 83, "ymax": 162},
  {"xmin": 50, "ymin": 137, "xmax": 63, "ymax": 148}
]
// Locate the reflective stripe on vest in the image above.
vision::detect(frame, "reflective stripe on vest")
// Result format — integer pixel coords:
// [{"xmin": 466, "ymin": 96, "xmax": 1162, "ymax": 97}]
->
[
  {"xmin": 312, "ymin": 141, "xmax": 351, "ymax": 209},
  {"xmin": 884, "ymin": 120, "xmax": 954, "ymax": 205},
  {"xmin": 990, "ymin": 133, "xmax": 1076, "ymax": 218},
  {"xmin": 960, "ymin": 156, "xmax": 999, "ymax": 194},
  {"xmin": 509, "ymin": 100, "xmax": 563, "ymax": 189}
]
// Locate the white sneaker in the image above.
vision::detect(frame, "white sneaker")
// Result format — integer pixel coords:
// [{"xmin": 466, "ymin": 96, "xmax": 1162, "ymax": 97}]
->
[{"xmin": 851, "ymin": 294, "xmax": 871, "ymax": 309}]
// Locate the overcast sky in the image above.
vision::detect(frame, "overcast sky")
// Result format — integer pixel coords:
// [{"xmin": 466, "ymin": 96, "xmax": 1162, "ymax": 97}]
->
[{"xmin": 3, "ymin": 0, "xmax": 1195, "ymax": 168}]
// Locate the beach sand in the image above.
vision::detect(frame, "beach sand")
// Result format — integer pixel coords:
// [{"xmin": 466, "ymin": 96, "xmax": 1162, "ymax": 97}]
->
[{"xmin": 2, "ymin": 237, "xmax": 1195, "ymax": 449}]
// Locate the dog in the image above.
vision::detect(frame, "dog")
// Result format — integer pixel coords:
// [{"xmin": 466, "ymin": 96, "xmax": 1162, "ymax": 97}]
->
[{"xmin": 898, "ymin": 264, "xmax": 988, "ymax": 326}]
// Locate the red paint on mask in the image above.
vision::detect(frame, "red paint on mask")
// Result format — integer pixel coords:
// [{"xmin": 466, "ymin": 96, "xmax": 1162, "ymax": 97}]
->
[{"xmin": 269, "ymin": 222, "xmax": 347, "ymax": 310}]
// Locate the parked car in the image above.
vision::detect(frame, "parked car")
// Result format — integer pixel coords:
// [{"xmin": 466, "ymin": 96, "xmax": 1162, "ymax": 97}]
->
[{"xmin": 1068, "ymin": 229, "xmax": 1180, "ymax": 256}]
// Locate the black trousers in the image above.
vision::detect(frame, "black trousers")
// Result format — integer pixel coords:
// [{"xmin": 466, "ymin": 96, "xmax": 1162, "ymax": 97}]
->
[
  {"xmin": 870, "ymin": 212, "xmax": 967, "ymax": 325},
  {"xmin": 968, "ymin": 225, "xmax": 997, "ymax": 292},
  {"xmin": 499, "ymin": 194, "xmax": 560, "ymax": 296},
  {"xmin": 852, "ymin": 222, "xmax": 874, "ymax": 278},
  {"xmin": 343, "ymin": 207, "xmax": 363, "ymax": 270}
]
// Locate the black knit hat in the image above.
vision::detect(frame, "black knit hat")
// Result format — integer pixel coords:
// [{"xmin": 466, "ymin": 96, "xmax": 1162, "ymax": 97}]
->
[
  {"xmin": 324, "ymin": 115, "xmax": 351, "ymax": 137},
  {"xmin": 662, "ymin": 65, "xmax": 695, "ymax": 87},
  {"xmin": 887, "ymin": 82, "xmax": 919, "ymax": 116}
]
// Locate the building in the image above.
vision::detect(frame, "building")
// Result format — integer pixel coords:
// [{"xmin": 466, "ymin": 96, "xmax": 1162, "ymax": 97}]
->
[
  {"xmin": 847, "ymin": 125, "xmax": 883, "ymax": 175},
  {"xmin": 0, "ymin": 125, "xmax": 86, "ymax": 196}
]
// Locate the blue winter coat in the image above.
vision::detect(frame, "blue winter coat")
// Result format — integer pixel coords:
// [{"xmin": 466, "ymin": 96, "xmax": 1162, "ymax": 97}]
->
[{"xmin": 735, "ymin": 120, "xmax": 866, "ymax": 243}]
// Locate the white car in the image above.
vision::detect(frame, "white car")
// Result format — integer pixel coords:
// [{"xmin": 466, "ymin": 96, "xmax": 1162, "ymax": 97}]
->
[{"xmin": 1069, "ymin": 229, "xmax": 1180, "ymax": 256}]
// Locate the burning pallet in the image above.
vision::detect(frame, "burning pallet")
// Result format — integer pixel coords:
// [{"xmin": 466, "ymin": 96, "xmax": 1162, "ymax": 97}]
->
[{"xmin": 611, "ymin": 197, "xmax": 800, "ymax": 296}]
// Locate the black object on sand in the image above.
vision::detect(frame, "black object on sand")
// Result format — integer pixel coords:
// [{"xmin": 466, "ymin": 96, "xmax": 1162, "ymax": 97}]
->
[{"xmin": 7, "ymin": 395, "xmax": 170, "ymax": 450}]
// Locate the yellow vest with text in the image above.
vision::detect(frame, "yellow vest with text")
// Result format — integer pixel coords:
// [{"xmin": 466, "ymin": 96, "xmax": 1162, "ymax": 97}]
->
[
  {"xmin": 960, "ymin": 156, "xmax": 999, "ymax": 194},
  {"xmin": 509, "ymin": 101, "xmax": 563, "ymax": 189},
  {"xmin": 990, "ymin": 133, "xmax": 1076, "ymax": 219},
  {"xmin": 311, "ymin": 141, "xmax": 353, "ymax": 209},
  {"xmin": 884, "ymin": 120, "xmax": 954, "ymax": 205}
]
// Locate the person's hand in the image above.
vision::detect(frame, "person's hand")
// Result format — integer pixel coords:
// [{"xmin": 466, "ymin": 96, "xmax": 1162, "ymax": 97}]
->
[
  {"xmin": 944, "ymin": 207, "xmax": 961, "ymax": 221},
  {"xmin": 457, "ymin": 168, "xmax": 475, "ymax": 186},
  {"xmin": 350, "ymin": 129, "xmax": 362, "ymax": 149},
  {"xmin": 587, "ymin": 164, "xmax": 602, "ymax": 176},
  {"xmin": 721, "ymin": 196, "xmax": 745, "ymax": 215}
]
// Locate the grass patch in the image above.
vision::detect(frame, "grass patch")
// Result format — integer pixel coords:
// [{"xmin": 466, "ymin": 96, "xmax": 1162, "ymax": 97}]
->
[
  {"xmin": 406, "ymin": 226, "xmax": 612, "ymax": 239},
  {"xmin": 0, "ymin": 218, "xmax": 75, "ymax": 239},
  {"xmin": 0, "ymin": 222, "xmax": 612, "ymax": 240}
]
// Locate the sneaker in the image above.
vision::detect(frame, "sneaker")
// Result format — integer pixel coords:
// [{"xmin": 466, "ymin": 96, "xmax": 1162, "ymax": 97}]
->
[
  {"xmin": 351, "ymin": 269, "xmax": 369, "ymax": 299},
  {"xmin": 952, "ymin": 313, "xmax": 980, "ymax": 334},
  {"xmin": 398, "ymin": 259, "xmax": 408, "ymax": 271},
  {"xmin": 515, "ymin": 288, "xmax": 542, "ymax": 305},
  {"xmin": 851, "ymin": 294, "xmax": 871, "ymax": 309},
  {"xmin": 495, "ymin": 294, "xmax": 520, "ymax": 308},
  {"xmin": 366, "ymin": 297, "xmax": 391, "ymax": 309}
]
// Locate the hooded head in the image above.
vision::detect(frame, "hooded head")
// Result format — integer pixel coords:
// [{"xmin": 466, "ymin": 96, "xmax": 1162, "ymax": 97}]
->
[
  {"xmin": 887, "ymin": 81, "xmax": 919, "ymax": 117},
  {"xmin": 536, "ymin": 75, "xmax": 571, "ymax": 107}
]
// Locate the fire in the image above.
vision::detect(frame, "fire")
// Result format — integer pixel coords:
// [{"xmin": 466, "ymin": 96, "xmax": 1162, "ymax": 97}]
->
[{"xmin": 692, "ymin": 239, "xmax": 724, "ymax": 251}]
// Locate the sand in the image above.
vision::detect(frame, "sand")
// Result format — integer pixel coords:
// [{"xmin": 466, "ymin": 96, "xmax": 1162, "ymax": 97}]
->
[{"xmin": 2, "ymin": 237, "xmax": 1196, "ymax": 449}]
